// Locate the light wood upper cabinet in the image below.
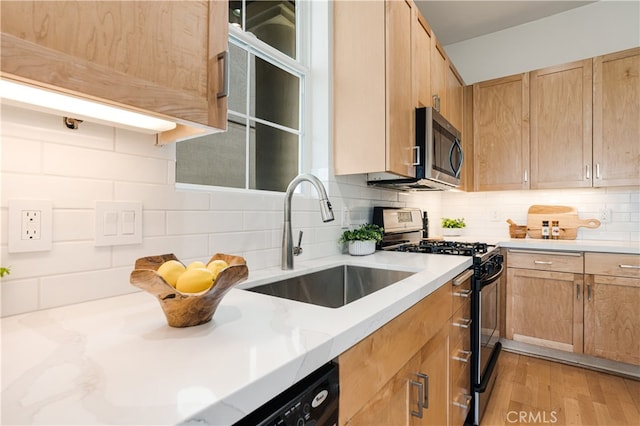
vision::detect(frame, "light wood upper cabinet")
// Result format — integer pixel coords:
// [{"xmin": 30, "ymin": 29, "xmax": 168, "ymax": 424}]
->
[
  {"xmin": 386, "ymin": 0, "xmax": 415, "ymax": 177},
  {"xmin": 445, "ymin": 63, "xmax": 464, "ymax": 132},
  {"xmin": 530, "ymin": 59, "xmax": 593, "ymax": 189},
  {"xmin": 413, "ymin": 12, "xmax": 432, "ymax": 108},
  {"xmin": 473, "ymin": 74, "xmax": 530, "ymax": 191},
  {"xmin": 431, "ymin": 36, "xmax": 447, "ymax": 115},
  {"xmin": 593, "ymin": 47, "xmax": 640, "ymax": 187},
  {"xmin": 0, "ymin": 1, "xmax": 228, "ymax": 143},
  {"xmin": 334, "ymin": 0, "xmax": 414, "ymax": 177}
]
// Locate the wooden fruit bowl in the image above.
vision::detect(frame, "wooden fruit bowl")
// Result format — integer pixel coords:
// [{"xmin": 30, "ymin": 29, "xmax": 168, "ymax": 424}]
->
[{"xmin": 130, "ymin": 253, "xmax": 248, "ymax": 328}]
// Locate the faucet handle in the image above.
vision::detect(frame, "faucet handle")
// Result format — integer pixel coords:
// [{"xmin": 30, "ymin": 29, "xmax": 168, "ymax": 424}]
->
[{"xmin": 293, "ymin": 230, "xmax": 303, "ymax": 256}]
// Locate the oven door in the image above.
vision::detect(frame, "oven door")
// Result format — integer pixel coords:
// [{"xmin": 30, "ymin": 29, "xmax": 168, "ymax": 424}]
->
[{"xmin": 472, "ymin": 263, "xmax": 503, "ymax": 425}]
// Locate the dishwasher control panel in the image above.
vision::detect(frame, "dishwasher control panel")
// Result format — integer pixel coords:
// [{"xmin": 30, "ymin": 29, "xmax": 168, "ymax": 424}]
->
[{"xmin": 234, "ymin": 362, "xmax": 339, "ymax": 426}]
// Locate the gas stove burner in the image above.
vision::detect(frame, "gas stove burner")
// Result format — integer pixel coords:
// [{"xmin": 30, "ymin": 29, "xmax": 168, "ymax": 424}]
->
[{"xmin": 396, "ymin": 240, "xmax": 490, "ymax": 256}]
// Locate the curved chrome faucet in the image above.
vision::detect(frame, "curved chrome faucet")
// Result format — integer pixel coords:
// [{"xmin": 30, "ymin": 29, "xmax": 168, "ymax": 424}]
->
[{"xmin": 282, "ymin": 174, "xmax": 334, "ymax": 270}]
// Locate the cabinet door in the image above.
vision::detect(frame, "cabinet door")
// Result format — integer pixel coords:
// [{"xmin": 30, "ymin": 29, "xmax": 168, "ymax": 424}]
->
[
  {"xmin": 413, "ymin": 12, "xmax": 432, "ymax": 108},
  {"xmin": 385, "ymin": 0, "xmax": 414, "ymax": 177},
  {"xmin": 593, "ymin": 47, "xmax": 640, "ymax": 187},
  {"xmin": 506, "ymin": 268, "xmax": 583, "ymax": 353},
  {"xmin": 473, "ymin": 74, "xmax": 530, "ymax": 191},
  {"xmin": 0, "ymin": 1, "xmax": 228, "ymax": 138},
  {"xmin": 410, "ymin": 325, "xmax": 450, "ymax": 426},
  {"xmin": 530, "ymin": 59, "xmax": 593, "ymax": 189},
  {"xmin": 584, "ymin": 274, "xmax": 640, "ymax": 365},
  {"xmin": 431, "ymin": 37, "xmax": 447, "ymax": 114},
  {"xmin": 445, "ymin": 63, "xmax": 464, "ymax": 132},
  {"xmin": 346, "ymin": 353, "xmax": 419, "ymax": 426},
  {"xmin": 333, "ymin": 0, "xmax": 386, "ymax": 175}
]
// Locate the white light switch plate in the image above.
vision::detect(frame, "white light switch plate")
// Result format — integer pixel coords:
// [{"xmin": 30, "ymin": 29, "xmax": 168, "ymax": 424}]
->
[
  {"xmin": 8, "ymin": 199, "xmax": 53, "ymax": 253},
  {"xmin": 95, "ymin": 201, "xmax": 143, "ymax": 246}
]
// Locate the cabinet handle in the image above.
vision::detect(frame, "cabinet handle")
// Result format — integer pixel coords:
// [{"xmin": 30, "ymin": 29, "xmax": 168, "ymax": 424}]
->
[
  {"xmin": 412, "ymin": 146, "xmax": 421, "ymax": 166},
  {"xmin": 216, "ymin": 50, "xmax": 229, "ymax": 99},
  {"xmin": 453, "ymin": 394, "xmax": 472, "ymax": 410},
  {"xmin": 524, "ymin": 170, "xmax": 528, "ymax": 183},
  {"xmin": 453, "ymin": 289, "xmax": 471, "ymax": 298},
  {"xmin": 586, "ymin": 164, "xmax": 591, "ymax": 180},
  {"xmin": 508, "ymin": 249, "xmax": 582, "ymax": 257},
  {"xmin": 619, "ymin": 264, "xmax": 640, "ymax": 269},
  {"xmin": 453, "ymin": 350, "xmax": 472, "ymax": 363},
  {"xmin": 576, "ymin": 283, "xmax": 581, "ymax": 301},
  {"xmin": 432, "ymin": 94, "xmax": 441, "ymax": 112},
  {"xmin": 453, "ymin": 318, "xmax": 472, "ymax": 329},
  {"xmin": 453, "ymin": 270, "xmax": 473, "ymax": 286},
  {"xmin": 587, "ymin": 283, "xmax": 592, "ymax": 301},
  {"xmin": 417, "ymin": 373, "xmax": 429, "ymax": 409},
  {"xmin": 596, "ymin": 163, "xmax": 601, "ymax": 179},
  {"xmin": 409, "ymin": 379, "xmax": 424, "ymax": 418},
  {"xmin": 534, "ymin": 260, "xmax": 553, "ymax": 265}
]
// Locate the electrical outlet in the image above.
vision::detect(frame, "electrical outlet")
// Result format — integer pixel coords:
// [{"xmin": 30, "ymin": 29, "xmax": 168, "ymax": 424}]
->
[
  {"xmin": 599, "ymin": 208, "xmax": 612, "ymax": 223},
  {"xmin": 22, "ymin": 210, "xmax": 42, "ymax": 240},
  {"xmin": 341, "ymin": 206, "xmax": 350, "ymax": 228},
  {"xmin": 490, "ymin": 210, "xmax": 500, "ymax": 222},
  {"xmin": 9, "ymin": 200, "xmax": 53, "ymax": 253}
]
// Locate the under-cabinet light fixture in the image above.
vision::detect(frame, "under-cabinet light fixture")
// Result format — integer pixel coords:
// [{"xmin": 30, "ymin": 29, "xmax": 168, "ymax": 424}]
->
[{"xmin": 0, "ymin": 79, "xmax": 177, "ymax": 134}]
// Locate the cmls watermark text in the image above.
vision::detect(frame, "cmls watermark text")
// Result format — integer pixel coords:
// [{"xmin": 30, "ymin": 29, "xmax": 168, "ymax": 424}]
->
[{"xmin": 507, "ymin": 410, "xmax": 558, "ymax": 423}]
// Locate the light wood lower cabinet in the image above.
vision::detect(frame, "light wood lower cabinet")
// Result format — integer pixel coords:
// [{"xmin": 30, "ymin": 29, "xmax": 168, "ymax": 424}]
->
[
  {"xmin": 506, "ymin": 250, "xmax": 640, "ymax": 367},
  {"xmin": 506, "ymin": 267, "xmax": 584, "ymax": 352},
  {"xmin": 584, "ymin": 253, "xmax": 640, "ymax": 365},
  {"xmin": 338, "ymin": 282, "xmax": 452, "ymax": 426}
]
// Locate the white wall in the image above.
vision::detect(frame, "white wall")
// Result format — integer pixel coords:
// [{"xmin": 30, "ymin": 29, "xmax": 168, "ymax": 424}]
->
[
  {"xmin": 446, "ymin": 0, "xmax": 640, "ymax": 84},
  {"xmin": 438, "ymin": 188, "xmax": 639, "ymax": 241}
]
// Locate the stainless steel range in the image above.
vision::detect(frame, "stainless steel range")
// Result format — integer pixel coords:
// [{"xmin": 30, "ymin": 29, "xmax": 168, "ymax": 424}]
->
[{"xmin": 373, "ymin": 207, "xmax": 504, "ymax": 426}]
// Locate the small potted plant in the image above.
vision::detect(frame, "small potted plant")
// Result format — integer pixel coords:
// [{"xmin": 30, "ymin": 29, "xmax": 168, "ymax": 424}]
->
[
  {"xmin": 0, "ymin": 267, "xmax": 10, "ymax": 278},
  {"xmin": 339, "ymin": 223, "xmax": 384, "ymax": 256},
  {"xmin": 441, "ymin": 217, "xmax": 466, "ymax": 237}
]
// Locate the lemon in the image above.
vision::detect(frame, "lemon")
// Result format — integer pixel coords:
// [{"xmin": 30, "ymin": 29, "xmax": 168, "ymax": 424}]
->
[
  {"xmin": 176, "ymin": 268, "xmax": 214, "ymax": 293},
  {"xmin": 207, "ymin": 259, "xmax": 229, "ymax": 281},
  {"xmin": 186, "ymin": 261, "xmax": 207, "ymax": 270},
  {"xmin": 157, "ymin": 260, "xmax": 186, "ymax": 287}
]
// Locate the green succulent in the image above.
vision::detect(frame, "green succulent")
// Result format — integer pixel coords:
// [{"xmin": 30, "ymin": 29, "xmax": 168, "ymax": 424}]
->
[
  {"xmin": 441, "ymin": 217, "xmax": 466, "ymax": 229},
  {"xmin": 0, "ymin": 267, "xmax": 10, "ymax": 278},
  {"xmin": 339, "ymin": 223, "xmax": 384, "ymax": 243}
]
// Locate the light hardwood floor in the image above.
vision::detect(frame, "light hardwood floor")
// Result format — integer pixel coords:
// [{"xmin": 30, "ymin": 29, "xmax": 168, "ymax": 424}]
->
[{"xmin": 482, "ymin": 351, "xmax": 640, "ymax": 425}]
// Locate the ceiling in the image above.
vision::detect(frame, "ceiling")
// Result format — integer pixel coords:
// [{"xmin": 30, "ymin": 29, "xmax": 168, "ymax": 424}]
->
[{"xmin": 414, "ymin": 1, "xmax": 597, "ymax": 45}]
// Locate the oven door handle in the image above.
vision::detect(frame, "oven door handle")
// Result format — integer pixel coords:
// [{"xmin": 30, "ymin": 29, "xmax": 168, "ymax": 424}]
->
[
  {"xmin": 475, "ymin": 341, "xmax": 502, "ymax": 393},
  {"xmin": 478, "ymin": 263, "xmax": 504, "ymax": 289}
]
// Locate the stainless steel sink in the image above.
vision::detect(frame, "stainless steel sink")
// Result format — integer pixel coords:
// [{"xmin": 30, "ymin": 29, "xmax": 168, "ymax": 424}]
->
[{"xmin": 245, "ymin": 265, "xmax": 414, "ymax": 308}]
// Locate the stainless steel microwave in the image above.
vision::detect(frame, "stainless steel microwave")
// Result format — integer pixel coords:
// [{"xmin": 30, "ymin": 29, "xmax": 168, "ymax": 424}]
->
[{"xmin": 368, "ymin": 107, "xmax": 463, "ymax": 191}]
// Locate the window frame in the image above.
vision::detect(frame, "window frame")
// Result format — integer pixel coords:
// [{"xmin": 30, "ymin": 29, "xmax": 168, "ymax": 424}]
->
[{"xmin": 175, "ymin": 2, "xmax": 309, "ymax": 194}]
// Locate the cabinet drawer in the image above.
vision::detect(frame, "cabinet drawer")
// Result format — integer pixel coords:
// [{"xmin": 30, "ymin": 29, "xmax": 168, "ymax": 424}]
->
[
  {"xmin": 452, "ymin": 269, "xmax": 473, "ymax": 313},
  {"xmin": 451, "ymin": 302, "xmax": 471, "ymax": 350},
  {"xmin": 507, "ymin": 249, "xmax": 583, "ymax": 273},
  {"xmin": 451, "ymin": 361, "xmax": 471, "ymax": 425},
  {"xmin": 585, "ymin": 252, "xmax": 640, "ymax": 278}
]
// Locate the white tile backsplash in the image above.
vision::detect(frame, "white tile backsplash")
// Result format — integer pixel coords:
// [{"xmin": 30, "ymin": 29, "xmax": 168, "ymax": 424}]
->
[{"xmin": 1, "ymin": 104, "xmax": 638, "ymax": 316}]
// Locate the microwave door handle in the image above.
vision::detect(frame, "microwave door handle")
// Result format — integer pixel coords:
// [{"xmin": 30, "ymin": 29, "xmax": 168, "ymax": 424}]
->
[{"xmin": 449, "ymin": 138, "xmax": 463, "ymax": 178}]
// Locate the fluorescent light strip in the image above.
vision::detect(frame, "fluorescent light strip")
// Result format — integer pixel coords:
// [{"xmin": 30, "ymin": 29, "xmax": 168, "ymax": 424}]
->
[{"xmin": 0, "ymin": 79, "xmax": 176, "ymax": 133}]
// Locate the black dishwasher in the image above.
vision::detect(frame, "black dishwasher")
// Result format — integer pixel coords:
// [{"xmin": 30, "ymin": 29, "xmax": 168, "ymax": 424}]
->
[{"xmin": 233, "ymin": 362, "xmax": 339, "ymax": 426}]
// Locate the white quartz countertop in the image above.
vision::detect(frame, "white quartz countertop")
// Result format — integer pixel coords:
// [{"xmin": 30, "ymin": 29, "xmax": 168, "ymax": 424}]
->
[
  {"xmin": 1, "ymin": 251, "xmax": 471, "ymax": 426},
  {"xmin": 2, "ymin": 239, "xmax": 637, "ymax": 425},
  {"xmin": 497, "ymin": 238, "xmax": 639, "ymax": 254}
]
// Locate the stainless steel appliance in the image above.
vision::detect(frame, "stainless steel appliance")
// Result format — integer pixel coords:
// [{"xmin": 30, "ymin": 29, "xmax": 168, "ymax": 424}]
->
[
  {"xmin": 373, "ymin": 206, "xmax": 504, "ymax": 425},
  {"xmin": 234, "ymin": 362, "xmax": 339, "ymax": 426},
  {"xmin": 367, "ymin": 107, "xmax": 463, "ymax": 191}
]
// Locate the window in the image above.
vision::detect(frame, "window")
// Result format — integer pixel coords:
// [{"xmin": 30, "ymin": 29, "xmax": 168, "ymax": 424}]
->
[{"xmin": 176, "ymin": 1, "xmax": 305, "ymax": 192}]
